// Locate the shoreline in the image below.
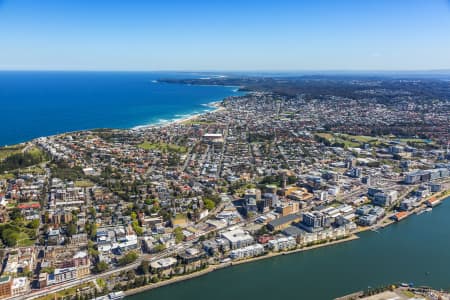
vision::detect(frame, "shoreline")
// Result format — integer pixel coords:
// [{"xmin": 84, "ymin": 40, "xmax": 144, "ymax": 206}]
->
[
  {"xmin": 130, "ymin": 100, "xmax": 226, "ymax": 131},
  {"xmin": 1, "ymin": 82, "xmax": 243, "ymax": 147},
  {"xmin": 124, "ymin": 193, "xmax": 450, "ymax": 298},
  {"xmin": 355, "ymin": 189, "xmax": 450, "ymax": 234},
  {"xmin": 3, "ymin": 80, "xmax": 450, "ymax": 299},
  {"xmin": 2, "ymin": 100, "xmax": 228, "ymax": 148},
  {"xmin": 124, "ymin": 234, "xmax": 359, "ymax": 297}
]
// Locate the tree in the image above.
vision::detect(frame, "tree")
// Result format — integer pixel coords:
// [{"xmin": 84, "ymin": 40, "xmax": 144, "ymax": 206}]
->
[
  {"xmin": 93, "ymin": 261, "xmax": 108, "ymax": 273},
  {"xmin": 67, "ymin": 222, "xmax": 77, "ymax": 237},
  {"xmin": 2, "ymin": 229, "xmax": 18, "ymax": 247},
  {"xmin": 153, "ymin": 243, "xmax": 166, "ymax": 252},
  {"xmin": 131, "ymin": 220, "xmax": 143, "ymax": 236},
  {"xmin": 138, "ymin": 261, "xmax": 150, "ymax": 275},
  {"xmin": 9, "ymin": 208, "xmax": 22, "ymax": 222},
  {"xmin": 118, "ymin": 251, "xmax": 138, "ymax": 266},
  {"xmin": 126, "ymin": 270, "xmax": 136, "ymax": 281},
  {"xmin": 173, "ymin": 227, "xmax": 184, "ymax": 244},
  {"xmin": 85, "ymin": 221, "xmax": 97, "ymax": 240},
  {"xmin": 27, "ymin": 219, "xmax": 40, "ymax": 229},
  {"xmin": 203, "ymin": 199, "xmax": 216, "ymax": 211},
  {"xmin": 41, "ymin": 267, "xmax": 55, "ymax": 274},
  {"xmin": 88, "ymin": 240, "xmax": 99, "ymax": 257}
]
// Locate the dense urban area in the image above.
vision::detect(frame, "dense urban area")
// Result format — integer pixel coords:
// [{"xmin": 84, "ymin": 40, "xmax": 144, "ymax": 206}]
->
[{"xmin": 1, "ymin": 76, "xmax": 450, "ymax": 300}]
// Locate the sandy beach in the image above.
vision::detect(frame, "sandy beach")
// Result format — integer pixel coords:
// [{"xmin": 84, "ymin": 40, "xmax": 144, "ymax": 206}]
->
[{"xmin": 131, "ymin": 101, "xmax": 225, "ymax": 131}]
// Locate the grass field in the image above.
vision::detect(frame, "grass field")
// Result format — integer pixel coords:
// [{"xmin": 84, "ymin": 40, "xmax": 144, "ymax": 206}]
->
[
  {"xmin": 339, "ymin": 134, "xmax": 379, "ymax": 143},
  {"xmin": 316, "ymin": 132, "xmax": 383, "ymax": 148},
  {"xmin": 398, "ymin": 138, "xmax": 431, "ymax": 144},
  {"xmin": 0, "ymin": 144, "xmax": 48, "ymax": 173},
  {"xmin": 0, "ymin": 173, "xmax": 15, "ymax": 180},
  {"xmin": 34, "ymin": 283, "xmax": 94, "ymax": 300},
  {"xmin": 182, "ymin": 119, "xmax": 216, "ymax": 125},
  {"xmin": 0, "ymin": 145, "xmax": 25, "ymax": 161},
  {"xmin": 315, "ymin": 133, "xmax": 359, "ymax": 147},
  {"xmin": 315, "ymin": 132, "xmax": 333, "ymax": 140},
  {"xmin": 138, "ymin": 141, "xmax": 188, "ymax": 153},
  {"xmin": 75, "ymin": 180, "xmax": 95, "ymax": 188},
  {"xmin": 16, "ymin": 232, "xmax": 35, "ymax": 247}
]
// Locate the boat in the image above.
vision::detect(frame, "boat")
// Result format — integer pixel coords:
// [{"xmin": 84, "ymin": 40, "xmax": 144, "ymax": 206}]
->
[
  {"xmin": 94, "ymin": 292, "xmax": 125, "ymax": 300},
  {"xmin": 109, "ymin": 292, "xmax": 125, "ymax": 300},
  {"xmin": 425, "ymin": 208, "xmax": 432, "ymax": 213},
  {"xmin": 400, "ymin": 282, "xmax": 409, "ymax": 287},
  {"xmin": 416, "ymin": 209, "xmax": 425, "ymax": 215}
]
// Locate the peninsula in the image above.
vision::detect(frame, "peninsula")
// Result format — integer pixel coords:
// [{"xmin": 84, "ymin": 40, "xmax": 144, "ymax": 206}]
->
[{"xmin": 1, "ymin": 76, "xmax": 450, "ymax": 300}]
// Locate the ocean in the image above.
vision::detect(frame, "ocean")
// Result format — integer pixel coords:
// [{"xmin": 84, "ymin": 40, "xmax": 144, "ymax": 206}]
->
[{"xmin": 0, "ymin": 71, "xmax": 242, "ymax": 146}]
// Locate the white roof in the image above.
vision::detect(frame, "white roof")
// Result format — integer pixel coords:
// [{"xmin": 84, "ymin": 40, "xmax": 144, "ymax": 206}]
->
[
  {"xmin": 222, "ymin": 229, "xmax": 253, "ymax": 243},
  {"xmin": 73, "ymin": 251, "xmax": 87, "ymax": 259},
  {"xmin": 12, "ymin": 277, "xmax": 27, "ymax": 289},
  {"xmin": 150, "ymin": 257, "xmax": 177, "ymax": 269},
  {"xmin": 204, "ymin": 133, "xmax": 222, "ymax": 137}
]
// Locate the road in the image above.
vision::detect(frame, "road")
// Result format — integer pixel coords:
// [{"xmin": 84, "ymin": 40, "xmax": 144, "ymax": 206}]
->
[{"xmin": 12, "ymin": 173, "xmax": 449, "ymax": 300}]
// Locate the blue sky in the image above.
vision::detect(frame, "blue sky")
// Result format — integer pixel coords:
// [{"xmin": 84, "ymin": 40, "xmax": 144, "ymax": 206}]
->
[{"xmin": 0, "ymin": 0, "xmax": 449, "ymax": 71}]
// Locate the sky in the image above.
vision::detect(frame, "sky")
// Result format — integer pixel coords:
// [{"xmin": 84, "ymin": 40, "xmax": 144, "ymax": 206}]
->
[{"xmin": 0, "ymin": 0, "xmax": 449, "ymax": 71}]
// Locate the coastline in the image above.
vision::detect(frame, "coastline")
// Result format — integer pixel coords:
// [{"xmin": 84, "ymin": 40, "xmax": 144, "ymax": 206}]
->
[
  {"xmin": 130, "ymin": 100, "xmax": 226, "ymax": 131},
  {"xmin": 2, "ymin": 101, "xmax": 227, "ymax": 148},
  {"xmin": 5, "ymin": 100, "xmax": 229, "ymax": 148},
  {"xmin": 3, "ymin": 78, "xmax": 450, "ymax": 299},
  {"xmin": 0, "ymin": 73, "xmax": 243, "ymax": 147},
  {"xmin": 124, "ymin": 234, "xmax": 359, "ymax": 297}
]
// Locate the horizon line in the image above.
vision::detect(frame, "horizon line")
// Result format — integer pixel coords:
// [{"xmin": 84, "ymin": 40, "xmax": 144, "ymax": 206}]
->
[{"xmin": 0, "ymin": 68, "xmax": 450, "ymax": 74}]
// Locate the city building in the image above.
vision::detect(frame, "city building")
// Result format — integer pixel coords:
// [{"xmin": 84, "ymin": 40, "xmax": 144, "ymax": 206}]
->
[
  {"xmin": 298, "ymin": 211, "xmax": 330, "ymax": 232},
  {"xmin": 268, "ymin": 236, "xmax": 297, "ymax": 251},
  {"xmin": 221, "ymin": 229, "xmax": 254, "ymax": 250},
  {"xmin": 229, "ymin": 244, "xmax": 264, "ymax": 260},
  {"xmin": 267, "ymin": 214, "xmax": 301, "ymax": 231},
  {"xmin": 0, "ymin": 276, "xmax": 12, "ymax": 299}
]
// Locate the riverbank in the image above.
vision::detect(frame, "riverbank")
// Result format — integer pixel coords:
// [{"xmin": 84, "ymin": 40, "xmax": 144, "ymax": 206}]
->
[
  {"xmin": 124, "ymin": 234, "xmax": 359, "ymax": 297},
  {"xmin": 355, "ymin": 188, "xmax": 450, "ymax": 234},
  {"xmin": 335, "ymin": 285, "xmax": 450, "ymax": 300},
  {"xmin": 127, "ymin": 200, "xmax": 450, "ymax": 300},
  {"xmin": 125, "ymin": 192, "xmax": 450, "ymax": 298}
]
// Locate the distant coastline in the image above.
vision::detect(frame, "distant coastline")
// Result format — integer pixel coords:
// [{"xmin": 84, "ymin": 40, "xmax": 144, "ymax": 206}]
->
[{"xmin": 0, "ymin": 71, "xmax": 243, "ymax": 146}]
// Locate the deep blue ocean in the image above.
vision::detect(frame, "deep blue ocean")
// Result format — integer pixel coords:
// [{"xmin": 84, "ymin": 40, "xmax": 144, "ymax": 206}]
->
[{"xmin": 0, "ymin": 72, "xmax": 242, "ymax": 146}]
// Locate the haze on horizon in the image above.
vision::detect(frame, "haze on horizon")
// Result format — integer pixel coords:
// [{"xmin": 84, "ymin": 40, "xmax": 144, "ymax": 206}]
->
[{"xmin": 0, "ymin": 0, "xmax": 449, "ymax": 72}]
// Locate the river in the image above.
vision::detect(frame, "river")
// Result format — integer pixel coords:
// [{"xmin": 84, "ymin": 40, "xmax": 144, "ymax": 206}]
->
[{"xmin": 128, "ymin": 200, "xmax": 450, "ymax": 300}]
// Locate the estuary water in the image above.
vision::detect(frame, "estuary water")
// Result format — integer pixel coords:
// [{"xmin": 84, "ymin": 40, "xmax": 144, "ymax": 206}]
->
[
  {"xmin": 128, "ymin": 200, "xmax": 450, "ymax": 300},
  {"xmin": 0, "ymin": 71, "xmax": 241, "ymax": 146}
]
